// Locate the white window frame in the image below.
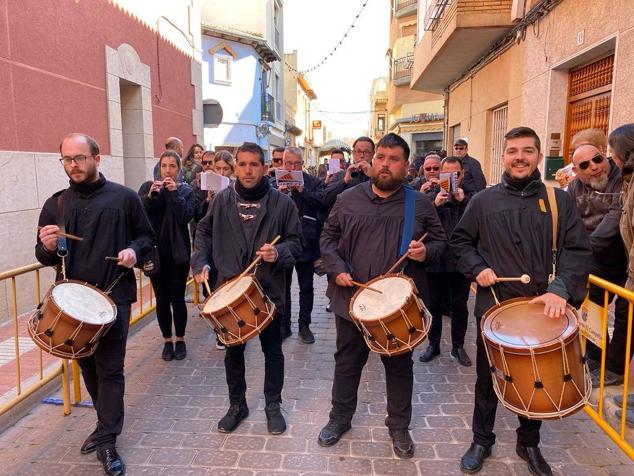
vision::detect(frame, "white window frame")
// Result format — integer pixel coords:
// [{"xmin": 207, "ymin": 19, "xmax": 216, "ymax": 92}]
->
[{"xmin": 213, "ymin": 53, "xmax": 232, "ymax": 85}]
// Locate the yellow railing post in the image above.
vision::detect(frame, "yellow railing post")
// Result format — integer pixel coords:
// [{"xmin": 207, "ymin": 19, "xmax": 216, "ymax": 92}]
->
[{"xmin": 72, "ymin": 360, "xmax": 82, "ymax": 404}]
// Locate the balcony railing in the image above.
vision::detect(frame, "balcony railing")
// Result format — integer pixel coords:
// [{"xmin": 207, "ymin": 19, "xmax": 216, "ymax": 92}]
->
[
  {"xmin": 393, "ymin": 53, "xmax": 414, "ymax": 81},
  {"xmin": 262, "ymin": 93, "xmax": 275, "ymax": 122},
  {"xmin": 395, "ymin": 0, "xmax": 418, "ymax": 15},
  {"xmin": 424, "ymin": 0, "xmax": 451, "ymax": 31}
]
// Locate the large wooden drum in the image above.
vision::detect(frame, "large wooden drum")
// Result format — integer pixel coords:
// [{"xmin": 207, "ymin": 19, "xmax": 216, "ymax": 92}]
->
[
  {"xmin": 349, "ymin": 274, "xmax": 431, "ymax": 356},
  {"xmin": 481, "ymin": 297, "xmax": 591, "ymax": 419},
  {"xmin": 200, "ymin": 275, "xmax": 274, "ymax": 347}
]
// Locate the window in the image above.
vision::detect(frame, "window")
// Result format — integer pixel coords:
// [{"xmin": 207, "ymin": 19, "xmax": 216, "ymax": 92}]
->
[
  {"xmin": 377, "ymin": 115, "xmax": 386, "ymax": 132},
  {"xmin": 213, "ymin": 54, "xmax": 232, "ymax": 84}
]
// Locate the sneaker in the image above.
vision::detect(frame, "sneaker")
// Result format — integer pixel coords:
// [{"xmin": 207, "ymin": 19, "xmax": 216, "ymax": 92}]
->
[
  {"xmin": 590, "ymin": 368, "xmax": 624, "ymax": 388},
  {"xmin": 216, "ymin": 338, "xmax": 226, "ymax": 350},
  {"xmin": 298, "ymin": 326, "xmax": 315, "ymax": 344},
  {"xmin": 218, "ymin": 403, "xmax": 249, "ymax": 433},
  {"xmin": 615, "ymin": 408, "xmax": 634, "ymax": 428},
  {"xmin": 612, "ymin": 393, "xmax": 634, "ymax": 407},
  {"xmin": 162, "ymin": 342, "xmax": 174, "ymax": 361},
  {"xmin": 326, "ymin": 304, "xmax": 332, "ymax": 312},
  {"xmin": 389, "ymin": 428, "xmax": 415, "ymax": 459},
  {"xmin": 174, "ymin": 341, "xmax": 187, "ymax": 360},
  {"xmin": 265, "ymin": 402, "xmax": 286, "ymax": 434},
  {"xmin": 419, "ymin": 345, "xmax": 440, "ymax": 363},
  {"xmin": 586, "ymin": 357, "xmax": 601, "ymax": 372},
  {"xmin": 451, "ymin": 347, "xmax": 472, "ymax": 367}
]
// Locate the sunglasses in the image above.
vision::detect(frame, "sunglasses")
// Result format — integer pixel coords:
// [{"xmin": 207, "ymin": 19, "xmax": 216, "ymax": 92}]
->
[
  {"xmin": 424, "ymin": 166, "xmax": 440, "ymax": 171},
  {"xmin": 577, "ymin": 154, "xmax": 604, "ymax": 170},
  {"xmin": 201, "ymin": 160, "xmax": 213, "ymax": 165},
  {"xmin": 272, "ymin": 158, "xmax": 283, "ymax": 163},
  {"xmin": 454, "ymin": 146, "xmax": 466, "ymax": 150}
]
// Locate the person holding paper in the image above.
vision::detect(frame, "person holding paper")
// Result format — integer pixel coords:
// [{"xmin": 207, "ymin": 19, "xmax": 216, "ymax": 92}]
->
[
  {"xmin": 324, "ymin": 137, "xmax": 375, "ymax": 207},
  {"xmin": 277, "ymin": 147, "xmax": 328, "ymax": 344}
]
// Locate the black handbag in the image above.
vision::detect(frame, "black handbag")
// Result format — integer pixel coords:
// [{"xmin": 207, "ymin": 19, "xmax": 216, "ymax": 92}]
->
[{"xmin": 139, "ymin": 246, "xmax": 161, "ymax": 277}]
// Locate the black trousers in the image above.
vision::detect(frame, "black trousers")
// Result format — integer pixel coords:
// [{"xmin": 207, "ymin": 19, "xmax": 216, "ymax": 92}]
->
[
  {"xmin": 150, "ymin": 258, "xmax": 190, "ymax": 338},
  {"xmin": 78, "ymin": 304, "xmax": 130, "ymax": 450},
  {"xmin": 472, "ymin": 315, "xmax": 541, "ymax": 447},
  {"xmin": 330, "ymin": 315, "xmax": 413, "ymax": 430},
  {"xmin": 585, "ymin": 274, "xmax": 633, "ymax": 375},
  {"xmin": 427, "ymin": 271, "xmax": 470, "ymax": 349},
  {"xmin": 225, "ymin": 313, "xmax": 284, "ymax": 405},
  {"xmin": 283, "ymin": 260, "xmax": 315, "ymax": 330}
]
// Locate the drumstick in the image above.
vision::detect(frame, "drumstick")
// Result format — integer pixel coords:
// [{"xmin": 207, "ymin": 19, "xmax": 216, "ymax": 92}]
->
[
  {"xmin": 237, "ymin": 235, "xmax": 282, "ymax": 280},
  {"xmin": 385, "ymin": 233, "xmax": 428, "ymax": 275},
  {"xmin": 203, "ymin": 278, "xmax": 212, "ymax": 296},
  {"xmin": 38, "ymin": 226, "xmax": 83, "ymax": 242},
  {"xmin": 496, "ymin": 274, "xmax": 531, "ymax": 284},
  {"xmin": 350, "ymin": 280, "xmax": 383, "ymax": 294},
  {"xmin": 105, "ymin": 256, "xmax": 120, "ymax": 262}
]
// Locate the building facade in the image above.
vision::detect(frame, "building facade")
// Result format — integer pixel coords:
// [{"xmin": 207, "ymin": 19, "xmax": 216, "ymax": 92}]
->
[
  {"xmin": 412, "ymin": 0, "xmax": 634, "ymax": 183},
  {"xmin": 387, "ymin": 0, "xmax": 444, "ymax": 158},
  {"xmin": 0, "ymin": 0, "xmax": 203, "ymax": 320},
  {"xmin": 369, "ymin": 77, "xmax": 389, "ymax": 144},
  {"xmin": 200, "ymin": 0, "xmax": 285, "ymax": 158}
]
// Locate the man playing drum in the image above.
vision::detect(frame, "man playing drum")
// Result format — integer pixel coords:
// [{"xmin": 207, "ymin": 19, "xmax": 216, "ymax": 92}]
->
[
  {"xmin": 36, "ymin": 133, "xmax": 154, "ymax": 476},
  {"xmin": 318, "ymin": 133, "xmax": 447, "ymax": 459},
  {"xmin": 192, "ymin": 142, "xmax": 302, "ymax": 435},
  {"xmin": 451, "ymin": 127, "xmax": 592, "ymax": 475}
]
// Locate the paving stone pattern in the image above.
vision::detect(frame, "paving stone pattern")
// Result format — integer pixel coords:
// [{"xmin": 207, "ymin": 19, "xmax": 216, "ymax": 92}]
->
[{"xmin": 1, "ymin": 276, "xmax": 632, "ymax": 475}]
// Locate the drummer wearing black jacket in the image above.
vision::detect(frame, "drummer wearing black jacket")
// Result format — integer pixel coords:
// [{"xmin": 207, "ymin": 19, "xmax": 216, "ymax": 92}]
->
[
  {"xmin": 36, "ymin": 133, "xmax": 154, "ymax": 476},
  {"xmin": 451, "ymin": 127, "xmax": 592, "ymax": 476},
  {"xmin": 319, "ymin": 133, "xmax": 447, "ymax": 459}
]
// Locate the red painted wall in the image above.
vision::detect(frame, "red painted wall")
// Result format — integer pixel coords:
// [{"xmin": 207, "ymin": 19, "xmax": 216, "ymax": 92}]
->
[{"xmin": 0, "ymin": 0, "xmax": 196, "ymax": 154}]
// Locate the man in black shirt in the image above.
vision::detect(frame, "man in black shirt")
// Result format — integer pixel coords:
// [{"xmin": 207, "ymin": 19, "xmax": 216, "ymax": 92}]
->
[
  {"xmin": 452, "ymin": 139, "xmax": 487, "ymax": 193},
  {"xmin": 36, "ymin": 133, "xmax": 154, "ymax": 476},
  {"xmin": 319, "ymin": 133, "xmax": 447, "ymax": 459}
]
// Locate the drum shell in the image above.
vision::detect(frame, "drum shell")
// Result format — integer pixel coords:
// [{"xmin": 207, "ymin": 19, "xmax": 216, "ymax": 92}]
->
[
  {"xmin": 481, "ymin": 297, "xmax": 587, "ymax": 419},
  {"xmin": 28, "ymin": 280, "xmax": 116, "ymax": 359},
  {"xmin": 349, "ymin": 274, "xmax": 429, "ymax": 356},
  {"xmin": 200, "ymin": 276, "xmax": 273, "ymax": 347}
]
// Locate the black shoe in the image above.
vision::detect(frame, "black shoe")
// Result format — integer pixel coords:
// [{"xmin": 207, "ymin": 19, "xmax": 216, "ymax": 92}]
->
[
  {"xmin": 218, "ymin": 403, "xmax": 249, "ymax": 433},
  {"xmin": 161, "ymin": 342, "xmax": 174, "ymax": 361},
  {"xmin": 298, "ymin": 326, "xmax": 315, "ymax": 344},
  {"xmin": 389, "ymin": 428, "xmax": 415, "ymax": 459},
  {"xmin": 281, "ymin": 327, "xmax": 292, "ymax": 340},
  {"xmin": 174, "ymin": 341, "xmax": 187, "ymax": 360},
  {"xmin": 460, "ymin": 443, "xmax": 491, "ymax": 474},
  {"xmin": 586, "ymin": 357, "xmax": 600, "ymax": 372},
  {"xmin": 265, "ymin": 402, "xmax": 286, "ymax": 435},
  {"xmin": 80, "ymin": 434, "xmax": 96, "ymax": 455},
  {"xmin": 326, "ymin": 304, "xmax": 332, "ymax": 312},
  {"xmin": 419, "ymin": 345, "xmax": 440, "ymax": 363},
  {"xmin": 215, "ymin": 339, "xmax": 226, "ymax": 350},
  {"xmin": 317, "ymin": 420, "xmax": 351, "ymax": 447},
  {"xmin": 516, "ymin": 444, "xmax": 552, "ymax": 476},
  {"xmin": 97, "ymin": 447, "xmax": 126, "ymax": 476},
  {"xmin": 451, "ymin": 347, "xmax": 472, "ymax": 367}
]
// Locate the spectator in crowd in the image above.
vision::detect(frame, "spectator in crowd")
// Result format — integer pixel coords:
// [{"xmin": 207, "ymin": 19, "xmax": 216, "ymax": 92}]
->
[
  {"xmin": 278, "ymin": 147, "xmax": 328, "ymax": 344},
  {"xmin": 268, "ymin": 147, "xmax": 285, "ymax": 182},
  {"xmin": 453, "ymin": 139, "xmax": 487, "ymax": 193},
  {"xmin": 324, "ymin": 137, "xmax": 374, "ymax": 207},
  {"xmin": 154, "ymin": 137, "xmax": 184, "ymax": 180},
  {"xmin": 410, "ymin": 152, "xmax": 442, "ymax": 192},
  {"xmin": 419, "ymin": 156, "xmax": 471, "ymax": 367},
  {"xmin": 139, "ymin": 151, "xmax": 195, "ymax": 361},
  {"xmin": 182, "ymin": 143, "xmax": 204, "ymax": 186},
  {"xmin": 607, "ymin": 124, "xmax": 634, "ymax": 423},
  {"xmin": 568, "ymin": 143, "xmax": 626, "ymax": 386},
  {"xmin": 325, "ymin": 148, "xmax": 346, "ymax": 185},
  {"xmin": 556, "ymin": 128, "xmax": 608, "ymax": 189}
]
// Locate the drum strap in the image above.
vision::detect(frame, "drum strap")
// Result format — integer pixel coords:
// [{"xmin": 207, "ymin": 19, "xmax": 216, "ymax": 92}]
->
[
  {"xmin": 545, "ymin": 185, "xmax": 558, "ymax": 284},
  {"xmin": 399, "ymin": 187, "xmax": 415, "ymax": 256}
]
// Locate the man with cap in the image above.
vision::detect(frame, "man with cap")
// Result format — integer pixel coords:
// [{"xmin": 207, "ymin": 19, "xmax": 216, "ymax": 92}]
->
[{"xmin": 453, "ymin": 139, "xmax": 486, "ymax": 193}]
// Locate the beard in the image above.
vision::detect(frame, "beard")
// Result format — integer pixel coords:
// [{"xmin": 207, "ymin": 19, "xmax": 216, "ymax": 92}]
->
[
  {"xmin": 588, "ymin": 174, "xmax": 609, "ymax": 191},
  {"xmin": 67, "ymin": 163, "xmax": 98, "ymax": 184},
  {"xmin": 371, "ymin": 169, "xmax": 403, "ymax": 192}
]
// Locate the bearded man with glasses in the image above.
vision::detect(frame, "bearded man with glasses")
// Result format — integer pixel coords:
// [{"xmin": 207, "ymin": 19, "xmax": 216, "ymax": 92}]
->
[
  {"xmin": 568, "ymin": 144, "xmax": 627, "ymax": 387},
  {"xmin": 324, "ymin": 136, "xmax": 375, "ymax": 208}
]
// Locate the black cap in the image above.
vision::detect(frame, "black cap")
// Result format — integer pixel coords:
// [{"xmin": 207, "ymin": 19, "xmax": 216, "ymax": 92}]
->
[{"xmin": 454, "ymin": 139, "xmax": 468, "ymax": 147}]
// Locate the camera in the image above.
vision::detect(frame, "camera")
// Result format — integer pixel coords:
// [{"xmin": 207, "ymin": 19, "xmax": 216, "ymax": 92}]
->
[{"xmin": 350, "ymin": 170, "xmax": 360, "ymax": 179}]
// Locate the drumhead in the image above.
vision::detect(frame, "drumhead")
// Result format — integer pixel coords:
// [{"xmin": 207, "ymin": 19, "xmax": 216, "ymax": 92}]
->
[
  {"xmin": 51, "ymin": 282, "xmax": 115, "ymax": 325},
  {"xmin": 351, "ymin": 276, "xmax": 413, "ymax": 321},
  {"xmin": 483, "ymin": 300, "xmax": 577, "ymax": 347},
  {"xmin": 204, "ymin": 276, "xmax": 253, "ymax": 313}
]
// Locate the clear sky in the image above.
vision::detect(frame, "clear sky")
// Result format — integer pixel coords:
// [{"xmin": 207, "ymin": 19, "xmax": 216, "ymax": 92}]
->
[{"xmin": 283, "ymin": 0, "xmax": 389, "ymax": 139}]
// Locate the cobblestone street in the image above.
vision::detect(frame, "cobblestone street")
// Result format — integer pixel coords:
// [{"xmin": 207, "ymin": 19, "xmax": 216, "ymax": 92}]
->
[{"xmin": 1, "ymin": 275, "xmax": 632, "ymax": 475}]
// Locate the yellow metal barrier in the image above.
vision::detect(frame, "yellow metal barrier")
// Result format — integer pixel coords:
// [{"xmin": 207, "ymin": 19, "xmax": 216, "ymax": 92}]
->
[
  {"xmin": 582, "ymin": 274, "xmax": 634, "ymax": 460},
  {"xmin": 0, "ymin": 262, "xmax": 195, "ymax": 417}
]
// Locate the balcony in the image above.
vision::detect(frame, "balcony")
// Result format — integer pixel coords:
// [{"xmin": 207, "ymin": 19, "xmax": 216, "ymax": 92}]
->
[
  {"xmin": 411, "ymin": 0, "xmax": 514, "ymax": 93},
  {"xmin": 395, "ymin": 0, "xmax": 418, "ymax": 18},
  {"xmin": 393, "ymin": 53, "xmax": 414, "ymax": 86},
  {"xmin": 262, "ymin": 93, "xmax": 275, "ymax": 122}
]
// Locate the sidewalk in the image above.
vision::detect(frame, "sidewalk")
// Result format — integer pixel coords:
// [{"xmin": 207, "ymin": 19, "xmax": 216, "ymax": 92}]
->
[{"xmin": 1, "ymin": 275, "xmax": 632, "ymax": 475}]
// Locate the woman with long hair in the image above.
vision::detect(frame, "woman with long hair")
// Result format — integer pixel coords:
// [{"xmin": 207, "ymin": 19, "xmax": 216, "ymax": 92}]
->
[
  {"xmin": 182, "ymin": 143, "xmax": 204, "ymax": 186},
  {"xmin": 139, "ymin": 151, "xmax": 195, "ymax": 361}
]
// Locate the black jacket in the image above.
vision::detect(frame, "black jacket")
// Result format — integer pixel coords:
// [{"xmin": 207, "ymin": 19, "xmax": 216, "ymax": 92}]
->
[
  {"xmin": 276, "ymin": 172, "xmax": 328, "ymax": 262},
  {"xmin": 451, "ymin": 172, "xmax": 592, "ymax": 317},
  {"xmin": 567, "ymin": 159, "xmax": 626, "ymax": 277},
  {"xmin": 426, "ymin": 194, "xmax": 469, "ymax": 273},
  {"xmin": 191, "ymin": 185, "xmax": 303, "ymax": 316},
  {"xmin": 320, "ymin": 181, "xmax": 447, "ymax": 320},
  {"xmin": 138, "ymin": 181, "xmax": 195, "ymax": 265},
  {"xmin": 460, "ymin": 155, "xmax": 487, "ymax": 194},
  {"xmin": 35, "ymin": 174, "xmax": 154, "ymax": 305},
  {"xmin": 323, "ymin": 168, "xmax": 370, "ymax": 209}
]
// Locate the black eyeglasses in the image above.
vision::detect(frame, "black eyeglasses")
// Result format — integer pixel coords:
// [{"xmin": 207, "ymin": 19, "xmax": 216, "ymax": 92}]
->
[
  {"xmin": 201, "ymin": 160, "xmax": 213, "ymax": 165},
  {"xmin": 577, "ymin": 154, "xmax": 604, "ymax": 170},
  {"xmin": 59, "ymin": 154, "xmax": 94, "ymax": 165},
  {"xmin": 424, "ymin": 166, "xmax": 440, "ymax": 171}
]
